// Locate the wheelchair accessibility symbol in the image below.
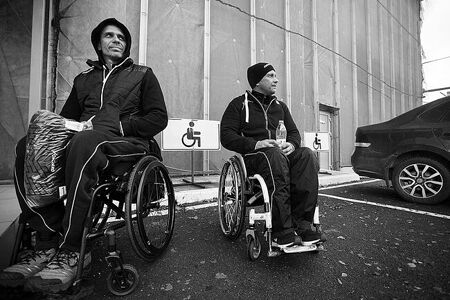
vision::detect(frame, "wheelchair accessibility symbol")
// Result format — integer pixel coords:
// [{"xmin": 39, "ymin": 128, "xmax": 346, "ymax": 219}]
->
[
  {"xmin": 182, "ymin": 121, "xmax": 201, "ymax": 147},
  {"xmin": 162, "ymin": 119, "xmax": 220, "ymax": 151},
  {"xmin": 313, "ymin": 133, "xmax": 321, "ymax": 150},
  {"xmin": 303, "ymin": 132, "xmax": 329, "ymax": 152}
]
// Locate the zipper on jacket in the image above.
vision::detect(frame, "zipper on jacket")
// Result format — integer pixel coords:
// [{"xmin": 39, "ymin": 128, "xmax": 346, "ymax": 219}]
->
[
  {"xmin": 100, "ymin": 58, "xmax": 130, "ymax": 109},
  {"xmin": 247, "ymin": 91, "xmax": 277, "ymax": 139}
]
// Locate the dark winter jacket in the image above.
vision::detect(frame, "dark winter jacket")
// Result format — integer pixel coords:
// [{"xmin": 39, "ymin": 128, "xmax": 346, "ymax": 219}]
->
[
  {"xmin": 220, "ymin": 90, "xmax": 301, "ymax": 154},
  {"xmin": 60, "ymin": 58, "xmax": 167, "ymax": 141},
  {"xmin": 59, "ymin": 18, "xmax": 167, "ymax": 145}
]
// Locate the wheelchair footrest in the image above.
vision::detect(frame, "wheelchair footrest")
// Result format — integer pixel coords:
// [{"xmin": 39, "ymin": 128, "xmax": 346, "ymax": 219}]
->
[
  {"xmin": 281, "ymin": 244, "xmax": 317, "ymax": 253},
  {"xmin": 268, "ymin": 242, "xmax": 324, "ymax": 256}
]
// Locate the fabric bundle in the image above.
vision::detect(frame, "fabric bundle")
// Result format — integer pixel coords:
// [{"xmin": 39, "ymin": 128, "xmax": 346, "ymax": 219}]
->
[{"xmin": 24, "ymin": 110, "xmax": 80, "ymax": 207}]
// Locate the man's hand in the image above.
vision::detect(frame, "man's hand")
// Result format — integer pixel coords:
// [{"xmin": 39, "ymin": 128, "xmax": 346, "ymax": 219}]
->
[
  {"xmin": 255, "ymin": 139, "xmax": 279, "ymax": 150},
  {"xmin": 81, "ymin": 120, "xmax": 93, "ymax": 131},
  {"xmin": 280, "ymin": 141, "xmax": 295, "ymax": 155}
]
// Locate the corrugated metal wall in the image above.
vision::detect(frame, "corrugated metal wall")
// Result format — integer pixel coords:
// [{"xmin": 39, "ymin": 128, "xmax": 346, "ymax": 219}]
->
[
  {"xmin": 0, "ymin": 0, "xmax": 32, "ymax": 180},
  {"xmin": 0, "ymin": 0, "xmax": 423, "ymax": 179}
]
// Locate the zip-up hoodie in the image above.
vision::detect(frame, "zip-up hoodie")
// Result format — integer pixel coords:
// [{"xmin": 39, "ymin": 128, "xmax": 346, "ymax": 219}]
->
[
  {"xmin": 59, "ymin": 18, "xmax": 167, "ymax": 143},
  {"xmin": 220, "ymin": 90, "xmax": 301, "ymax": 154}
]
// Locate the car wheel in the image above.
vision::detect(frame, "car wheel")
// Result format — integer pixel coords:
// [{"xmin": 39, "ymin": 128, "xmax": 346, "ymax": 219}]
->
[{"xmin": 392, "ymin": 156, "xmax": 450, "ymax": 205}]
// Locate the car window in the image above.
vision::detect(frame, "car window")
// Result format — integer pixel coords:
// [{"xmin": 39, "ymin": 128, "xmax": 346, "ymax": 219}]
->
[{"xmin": 419, "ymin": 102, "xmax": 450, "ymax": 122}]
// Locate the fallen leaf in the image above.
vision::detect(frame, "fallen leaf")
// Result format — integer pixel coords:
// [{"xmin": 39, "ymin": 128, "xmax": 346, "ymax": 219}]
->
[
  {"xmin": 216, "ymin": 273, "xmax": 227, "ymax": 279},
  {"xmin": 162, "ymin": 283, "xmax": 173, "ymax": 291}
]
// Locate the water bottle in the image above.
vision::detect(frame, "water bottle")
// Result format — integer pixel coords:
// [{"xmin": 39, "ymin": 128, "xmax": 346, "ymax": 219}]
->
[{"xmin": 276, "ymin": 120, "xmax": 287, "ymax": 145}]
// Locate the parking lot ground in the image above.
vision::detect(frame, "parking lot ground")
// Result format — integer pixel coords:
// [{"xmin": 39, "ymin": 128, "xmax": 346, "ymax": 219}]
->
[
  {"xmin": 83, "ymin": 179, "xmax": 450, "ymax": 299},
  {"xmin": 2, "ymin": 177, "xmax": 449, "ymax": 299}
]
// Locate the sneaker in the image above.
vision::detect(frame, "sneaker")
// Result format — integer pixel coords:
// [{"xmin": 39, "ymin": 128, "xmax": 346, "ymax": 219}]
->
[
  {"xmin": 26, "ymin": 249, "xmax": 91, "ymax": 293},
  {"xmin": 0, "ymin": 248, "xmax": 56, "ymax": 288},
  {"xmin": 272, "ymin": 232, "xmax": 295, "ymax": 248},
  {"xmin": 297, "ymin": 229, "xmax": 321, "ymax": 246}
]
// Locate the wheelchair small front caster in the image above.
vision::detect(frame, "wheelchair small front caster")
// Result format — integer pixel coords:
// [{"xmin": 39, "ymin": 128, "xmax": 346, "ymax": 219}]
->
[
  {"xmin": 106, "ymin": 263, "xmax": 139, "ymax": 296},
  {"xmin": 104, "ymin": 229, "xmax": 139, "ymax": 296},
  {"xmin": 246, "ymin": 234, "xmax": 261, "ymax": 261}
]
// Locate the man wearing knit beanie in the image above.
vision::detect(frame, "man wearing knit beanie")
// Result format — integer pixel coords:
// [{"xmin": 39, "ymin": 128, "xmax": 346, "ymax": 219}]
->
[
  {"xmin": 247, "ymin": 62, "xmax": 275, "ymax": 89},
  {"xmin": 220, "ymin": 62, "xmax": 322, "ymax": 248}
]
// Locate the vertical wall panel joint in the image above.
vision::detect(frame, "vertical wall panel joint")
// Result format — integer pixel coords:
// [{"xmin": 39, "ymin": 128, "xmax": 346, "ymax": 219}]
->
[
  {"xmin": 29, "ymin": 0, "xmax": 47, "ymax": 123},
  {"xmin": 203, "ymin": 0, "xmax": 211, "ymax": 172}
]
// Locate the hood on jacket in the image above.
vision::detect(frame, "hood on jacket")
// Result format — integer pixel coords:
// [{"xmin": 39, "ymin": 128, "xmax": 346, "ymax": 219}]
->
[{"xmin": 91, "ymin": 18, "xmax": 131, "ymax": 65}]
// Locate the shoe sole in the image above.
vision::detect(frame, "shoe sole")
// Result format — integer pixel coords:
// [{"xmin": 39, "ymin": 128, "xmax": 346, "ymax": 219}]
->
[
  {"xmin": 301, "ymin": 238, "xmax": 320, "ymax": 246},
  {"xmin": 25, "ymin": 265, "xmax": 91, "ymax": 294},
  {"xmin": 26, "ymin": 277, "xmax": 73, "ymax": 294},
  {"xmin": 272, "ymin": 241, "xmax": 294, "ymax": 248}
]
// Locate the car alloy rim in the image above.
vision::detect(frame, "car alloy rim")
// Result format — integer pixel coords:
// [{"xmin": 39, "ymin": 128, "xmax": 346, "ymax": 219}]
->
[{"xmin": 398, "ymin": 163, "xmax": 443, "ymax": 199}]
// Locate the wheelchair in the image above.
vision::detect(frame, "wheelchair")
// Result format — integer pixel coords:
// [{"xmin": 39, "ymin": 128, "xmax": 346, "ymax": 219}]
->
[
  {"xmin": 218, "ymin": 154, "xmax": 324, "ymax": 261},
  {"xmin": 9, "ymin": 153, "xmax": 176, "ymax": 297}
]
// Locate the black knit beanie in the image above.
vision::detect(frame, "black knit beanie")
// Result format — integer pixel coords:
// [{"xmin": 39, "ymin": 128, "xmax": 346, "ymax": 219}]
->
[{"xmin": 247, "ymin": 62, "xmax": 275, "ymax": 88}]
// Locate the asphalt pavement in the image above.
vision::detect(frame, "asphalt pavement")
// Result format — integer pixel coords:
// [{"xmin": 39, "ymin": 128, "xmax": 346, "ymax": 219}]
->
[
  {"xmin": 2, "ymin": 174, "xmax": 449, "ymax": 299},
  {"xmin": 83, "ymin": 179, "xmax": 450, "ymax": 299}
]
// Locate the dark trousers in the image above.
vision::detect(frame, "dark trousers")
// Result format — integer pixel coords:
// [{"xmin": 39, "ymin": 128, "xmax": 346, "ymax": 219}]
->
[
  {"xmin": 244, "ymin": 146, "xmax": 319, "ymax": 237},
  {"xmin": 14, "ymin": 130, "xmax": 148, "ymax": 251}
]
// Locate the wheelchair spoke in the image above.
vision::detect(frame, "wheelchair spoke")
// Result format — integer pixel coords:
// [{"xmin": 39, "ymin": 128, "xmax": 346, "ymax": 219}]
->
[
  {"xmin": 218, "ymin": 158, "xmax": 247, "ymax": 240},
  {"xmin": 125, "ymin": 157, "xmax": 175, "ymax": 260}
]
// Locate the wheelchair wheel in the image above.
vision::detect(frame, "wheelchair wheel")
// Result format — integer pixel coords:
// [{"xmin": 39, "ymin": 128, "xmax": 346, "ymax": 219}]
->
[
  {"xmin": 246, "ymin": 234, "xmax": 261, "ymax": 261},
  {"xmin": 106, "ymin": 264, "xmax": 139, "ymax": 296},
  {"xmin": 218, "ymin": 158, "xmax": 246, "ymax": 240},
  {"xmin": 125, "ymin": 156, "xmax": 176, "ymax": 261}
]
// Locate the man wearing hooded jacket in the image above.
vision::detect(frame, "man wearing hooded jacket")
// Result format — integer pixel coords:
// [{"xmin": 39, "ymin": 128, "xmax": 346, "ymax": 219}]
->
[
  {"xmin": 0, "ymin": 18, "xmax": 167, "ymax": 293},
  {"xmin": 220, "ymin": 62, "xmax": 321, "ymax": 248}
]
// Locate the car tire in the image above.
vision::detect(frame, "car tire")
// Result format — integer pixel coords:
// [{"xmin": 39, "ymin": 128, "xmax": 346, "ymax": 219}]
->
[{"xmin": 392, "ymin": 156, "xmax": 450, "ymax": 205}]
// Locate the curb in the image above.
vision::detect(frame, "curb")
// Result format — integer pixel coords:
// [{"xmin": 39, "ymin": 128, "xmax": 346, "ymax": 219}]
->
[
  {"xmin": 175, "ymin": 172, "xmax": 361, "ymax": 206},
  {"xmin": 318, "ymin": 172, "xmax": 360, "ymax": 188},
  {"xmin": 175, "ymin": 188, "xmax": 218, "ymax": 206}
]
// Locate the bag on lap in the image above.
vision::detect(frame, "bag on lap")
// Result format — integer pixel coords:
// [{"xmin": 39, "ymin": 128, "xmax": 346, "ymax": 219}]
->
[{"xmin": 24, "ymin": 110, "xmax": 82, "ymax": 207}]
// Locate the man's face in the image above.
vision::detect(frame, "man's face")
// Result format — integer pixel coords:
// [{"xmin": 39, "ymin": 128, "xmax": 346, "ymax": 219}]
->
[
  {"xmin": 97, "ymin": 25, "xmax": 126, "ymax": 63},
  {"xmin": 256, "ymin": 70, "xmax": 278, "ymax": 95}
]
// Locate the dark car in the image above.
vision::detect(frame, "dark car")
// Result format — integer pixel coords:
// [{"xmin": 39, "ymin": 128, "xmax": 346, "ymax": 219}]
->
[{"xmin": 351, "ymin": 96, "xmax": 450, "ymax": 204}]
